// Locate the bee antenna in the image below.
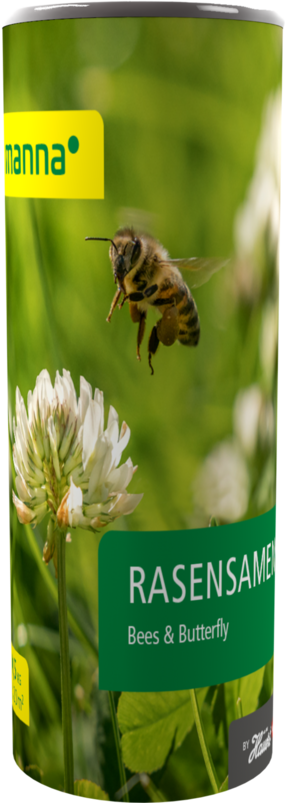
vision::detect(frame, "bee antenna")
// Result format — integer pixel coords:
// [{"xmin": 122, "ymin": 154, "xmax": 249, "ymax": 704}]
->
[{"xmin": 85, "ymin": 236, "xmax": 118, "ymax": 253}]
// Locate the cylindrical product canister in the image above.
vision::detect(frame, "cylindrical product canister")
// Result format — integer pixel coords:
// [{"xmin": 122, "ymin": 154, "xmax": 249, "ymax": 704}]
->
[{"xmin": 4, "ymin": 3, "xmax": 283, "ymax": 799}]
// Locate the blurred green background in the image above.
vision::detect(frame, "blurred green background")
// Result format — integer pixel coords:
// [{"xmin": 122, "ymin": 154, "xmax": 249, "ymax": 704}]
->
[{"xmin": 4, "ymin": 15, "xmax": 281, "ymax": 799}]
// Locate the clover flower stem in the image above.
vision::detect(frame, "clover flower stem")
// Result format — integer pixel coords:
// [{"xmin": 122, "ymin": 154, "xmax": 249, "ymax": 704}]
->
[
  {"xmin": 140, "ymin": 774, "xmax": 167, "ymax": 802},
  {"xmin": 189, "ymin": 688, "xmax": 220, "ymax": 795},
  {"xmin": 237, "ymin": 696, "xmax": 243, "ymax": 719},
  {"xmin": 57, "ymin": 529, "xmax": 74, "ymax": 794},
  {"xmin": 108, "ymin": 691, "xmax": 129, "ymax": 802}
]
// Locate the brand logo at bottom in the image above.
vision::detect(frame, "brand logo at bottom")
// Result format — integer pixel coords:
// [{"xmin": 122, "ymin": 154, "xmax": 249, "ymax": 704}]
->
[
  {"xmin": 248, "ymin": 728, "xmax": 272, "ymax": 764},
  {"xmin": 229, "ymin": 695, "xmax": 273, "ymax": 788}
]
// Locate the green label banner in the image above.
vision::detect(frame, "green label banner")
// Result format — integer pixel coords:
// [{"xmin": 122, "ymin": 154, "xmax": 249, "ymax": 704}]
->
[{"xmin": 98, "ymin": 508, "xmax": 275, "ymax": 691}]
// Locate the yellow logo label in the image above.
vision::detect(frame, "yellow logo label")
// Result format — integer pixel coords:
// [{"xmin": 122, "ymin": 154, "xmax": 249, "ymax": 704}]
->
[
  {"xmin": 12, "ymin": 644, "xmax": 30, "ymax": 726},
  {"xmin": 4, "ymin": 110, "xmax": 104, "ymax": 199}
]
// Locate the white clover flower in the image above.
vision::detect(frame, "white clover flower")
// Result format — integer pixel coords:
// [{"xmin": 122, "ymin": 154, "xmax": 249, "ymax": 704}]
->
[
  {"xmin": 233, "ymin": 385, "xmax": 263, "ymax": 458},
  {"xmin": 233, "ymin": 384, "xmax": 275, "ymax": 458},
  {"xmin": 12, "ymin": 369, "xmax": 143, "ymax": 563},
  {"xmin": 193, "ymin": 440, "xmax": 250, "ymax": 523},
  {"xmin": 235, "ymin": 90, "xmax": 281, "ymax": 260},
  {"xmin": 233, "ymin": 89, "xmax": 281, "ymax": 303}
]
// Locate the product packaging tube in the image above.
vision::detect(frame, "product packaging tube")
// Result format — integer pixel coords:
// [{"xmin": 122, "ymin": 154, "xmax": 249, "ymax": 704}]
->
[{"xmin": 4, "ymin": 3, "xmax": 283, "ymax": 799}]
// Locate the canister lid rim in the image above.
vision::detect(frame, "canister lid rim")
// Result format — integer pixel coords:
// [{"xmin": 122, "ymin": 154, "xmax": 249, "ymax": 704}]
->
[{"xmin": 3, "ymin": 3, "xmax": 284, "ymax": 29}]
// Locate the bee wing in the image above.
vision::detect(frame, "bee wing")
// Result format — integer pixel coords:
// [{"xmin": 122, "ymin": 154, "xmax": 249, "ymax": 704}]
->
[{"xmin": 167, "ymin": 257, "xmax": 230, "ymax": 289}]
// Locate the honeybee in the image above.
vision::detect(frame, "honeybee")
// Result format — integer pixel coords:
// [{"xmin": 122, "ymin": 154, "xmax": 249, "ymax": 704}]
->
[{"xmin": 86, "ymin": 228, "xmax": 227, "ymax": 375}]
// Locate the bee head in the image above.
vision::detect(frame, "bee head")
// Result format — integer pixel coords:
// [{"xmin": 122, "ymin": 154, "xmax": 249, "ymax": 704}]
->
[
  {"xmin": 113, "ymin": 235, "xmax": 142, "ymax": 282},
  {"xmin": 85, "ymin": 230, "xmax": 142, "ymax": 285}
]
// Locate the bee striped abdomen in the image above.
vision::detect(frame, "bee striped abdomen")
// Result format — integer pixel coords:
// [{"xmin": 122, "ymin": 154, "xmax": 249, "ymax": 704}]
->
[{"xmin": 177, "ymin": 289, "xmax": 200, "ymax": 346}]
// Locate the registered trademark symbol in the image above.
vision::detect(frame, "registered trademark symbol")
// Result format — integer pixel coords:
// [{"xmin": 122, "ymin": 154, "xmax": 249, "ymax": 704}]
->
[{"xmin": 68, "ymin": 135, "xmax": 79, "ymax": 154}]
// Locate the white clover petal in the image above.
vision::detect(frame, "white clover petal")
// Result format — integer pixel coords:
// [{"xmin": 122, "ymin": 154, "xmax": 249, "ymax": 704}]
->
[
  {"xmin": 47, "ymin": 416, "xmax": 61, "ymax": 481},
  {"xmin": 113, "ymin": 422, "xmax": 131, "ymax": 467},
  {"xmin": 42, "ymin": 422, "xmax": 51, "ymax": 461},
  {"xmin": 13, "ymin": 450, "xmax": 21, "ymax": 480},
  {"xmin": 30, "ymin": 487, "xmax": 47, "ymax": 503},
  {"xmin": 106, "ymin": 418, "xmax": 120, "ymax": 448},
  {"xmin": 54, "ymin": 371, "xmax": 65, "ymax": 406},
  {"xmin": 59, "ymin": 413, "xmax": 77, "ymax": 462},
  {"xmin": 37, "ymin": 369, "xmax": 52, "ymax": 386},
  {"xmin": 92, "ymin": 432, "xmax": 110, "ymax": 464},
  {"xmin": 107, "ymin": 405, "xmax": 119, "ymax": 429},
  {"xmin": 100, "ymin": 445, "xmax": 115, "ymax": 485},
  {"xmin": 67, "ymin": 479, "xmax": 83, "ymax": 527},
  {"xmin": 68, "ymin": 466, "xmax": 83, "ymax": 487},
  {"xmin": 40, "ymin": 397, "xmax": 48, "ymax": 426},
  {"xmin": 54, "ymin": 370, "xmax": 77, "ymax": 416},
  {"xmin": 82, "ymin": 400, "xmax": 102, "ymax": 468},
  {"xmin": 15, "ymin": 474, "xmax": 32, "ymax": 502},
  {"xmin": 90, "ymin": 516, "xmax": 109, "ymax": 530},
  {"xmin": 14, "ymin": 427, "xmax": 29, "ymax": 476},
  {"xmin": 47, "ymin": 415, "xmax": 57, "ymax": 452},
  {"xmin": 28, "ymin": 460, "xmax": 45, "ymax": 484},
  {"xmin": 108, "ymin": 492, "xmax": 144, "ymax": 517},
  {"xmin": 78, "ymin": 512, "xmax": 96, "ymax": 529},
  {"xmin": 36, "ymin": 370, "xmax": 55, "ymax": 416},
  {"xmin": 83, "ymin": 502, "xmax": 104, "ymax": 518},
  {"xmin": 63, "ymin": 369, "xmax": 78, "ymax": 415},
  {"xmin": 28, "ymin": 444, "xmax": 43, "ymax": 471},
  {"xmin": 119, "ymin": 421, "xmax": 131, "ymax": 445},
  {"xmin": 12, "ymin": 492, "xmax": 35, "ymax": 524},
  {"xmin": 33, "ymin": 501, "xmax": 49, "ymax": 524},
  {"xmin": 86, "ymin": 455, "xmax": 105, "ymax": 502},
  {"xmin": 78, "ymin": 376, "xmax": 92, "ymax": 425},
  {"xmin": 16, "ymin": 389, "xmax": 31, "ymax": 448},
  {"xmin": 68, "ymin": 477, "xmax": 83, "ymax": 508},
  {"xmin": 57, "ymin": 480, "xmax": 83, "ymax": 529},
  {"xmin": 29, "ymin": 387, "xmax": 38, "ymax": 426},
  {"xmin": 94, "ymin": 389, "xmax": 104, "ymax": 434},
  {"xmin": 107, "ymin": 458, "xmax": 134, "ymax": 493},
  {"xmin": 99, "ymin": 484, "xmax": 110, "ymax": 503}
]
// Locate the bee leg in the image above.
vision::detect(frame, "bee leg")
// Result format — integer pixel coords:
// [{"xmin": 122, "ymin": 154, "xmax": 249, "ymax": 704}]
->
[
  {"xmin": 119, "ymin": 290, "xmax": 145, "ymax": 310},
  {"xmin": 157, "ymin": 306, "xmax": 179, "ymax": 346},
  {"xmin": 148, "ymin": 325, "xmax": 160, "ymax": 376},
  {"xmin": 129, "ymin": 303, "xmax": 146, "ymax": 361},
  {"xmin": 129, "ymin": 302, "xmax": 141, "ymax": 323},
  {"xmin": 118, "ymin": 293, "xmax": 129, "ymax": 310},
  {"xmin": 136, "ymin": 313, "xmax": 146, "ymax": 361},
  {"xmin": 106, "ymin": 288, "xmax": 122, "ymax": 322}
]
